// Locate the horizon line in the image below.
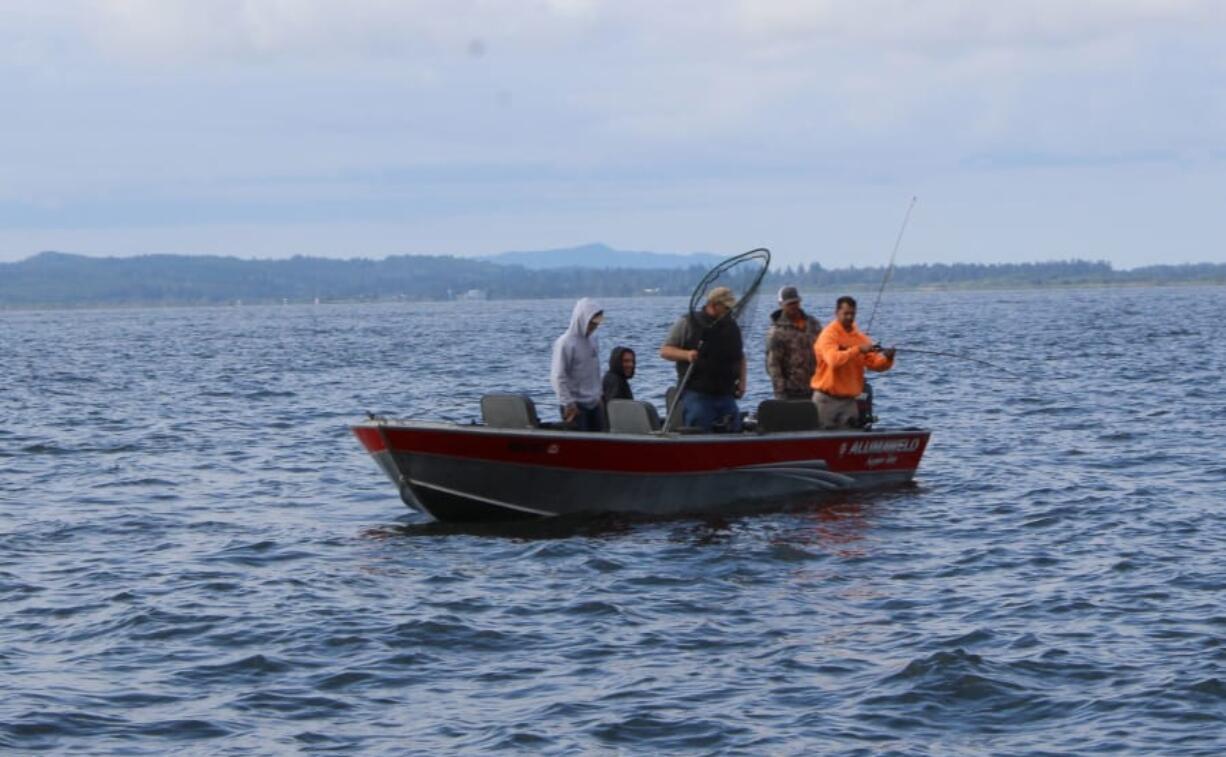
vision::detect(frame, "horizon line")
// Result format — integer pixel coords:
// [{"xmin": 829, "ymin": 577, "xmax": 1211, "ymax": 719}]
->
[{"xmin": 7, "ymin": 248, "xmax": 1225, "ymax": 273}]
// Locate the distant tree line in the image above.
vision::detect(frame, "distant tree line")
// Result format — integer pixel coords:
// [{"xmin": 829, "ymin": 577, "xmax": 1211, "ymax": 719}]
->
[
  {"xmin": 773, "ymin": 259, "xmax": 1125, "ymax": 288},
  {"xmin": 1, "ymin": 251, "xmax": 1223, "ymax": 308}
]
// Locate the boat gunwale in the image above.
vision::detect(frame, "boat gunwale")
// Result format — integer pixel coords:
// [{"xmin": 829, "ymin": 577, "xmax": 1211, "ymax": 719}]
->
[{"xmin": 353, "ymin": 418, "xmax": 931, "ymax": 445}]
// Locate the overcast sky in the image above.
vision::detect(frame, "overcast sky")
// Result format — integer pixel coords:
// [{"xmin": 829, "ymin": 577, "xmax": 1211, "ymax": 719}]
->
[{"xmin": 1, "ymin": 0, "xmax": 1224, "ymax": 268}]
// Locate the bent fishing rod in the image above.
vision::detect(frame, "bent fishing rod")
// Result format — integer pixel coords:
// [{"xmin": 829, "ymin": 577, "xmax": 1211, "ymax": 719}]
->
[
  {"xmin": 870, "ymin": 345, "xmax": 1024, "ymax": 378},
  {"xmin": 860, "ymin": 198, "xmax": 1020, "ymax": 380},
  {"xmin": 865, "ymin": 195, "xmax": 917, "ymax": 336}
]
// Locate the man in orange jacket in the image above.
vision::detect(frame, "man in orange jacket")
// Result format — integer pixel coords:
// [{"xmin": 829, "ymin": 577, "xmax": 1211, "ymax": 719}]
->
[{"xmin": 810, "ymin": 296, "xmax": 896, "ymax": 429}]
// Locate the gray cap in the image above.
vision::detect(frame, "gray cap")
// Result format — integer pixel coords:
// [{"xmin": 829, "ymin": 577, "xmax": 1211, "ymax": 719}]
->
[{"xmin": 778, "ymin": 285, "xmax": 801, "ymax": 304}]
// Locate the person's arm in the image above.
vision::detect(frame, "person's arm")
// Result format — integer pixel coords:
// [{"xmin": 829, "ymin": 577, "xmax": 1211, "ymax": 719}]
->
[
  {"xmin": 660, "ymin": 318, "xmax": 698, "ymax": 364},
  {"xmin": 660, "ymin": 345, "xmax": 698, "ymax": 363},
  {"xmin": 736, "ymin": 356, "xmax": 748, "ymax": 398},
  {"xmin": 765, "ymin": 332, "xmax": 786, "ymax": 396},
  {"xmin": 550, "ymin": 342, "xmax": 578, "ymax": 411},
  {"xmin": 817, "ymin": 329, "xmax": 858, "ymax": 368},
  {"xmin": 865, "ymin": 347, "xmax": 895, "ymax": 372}
]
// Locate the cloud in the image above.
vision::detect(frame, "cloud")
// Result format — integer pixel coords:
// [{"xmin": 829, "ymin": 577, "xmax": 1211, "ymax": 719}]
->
[
  {"xmin": 9, "ymin": 1, "xmax": 1217, "ymax": 68},
  {"xmin": 70, "ymin": 0, "xmax": 600, "ymax": 63},
  {"xmin": 3, "ymin": 1, "xmax": 1222, "ymax": 163},
  {"xmin": 732, "ymin": 0, "xmax": 1220, "ymax": 49},
  {"xmin": 0, "ymin": 1, "xmax": 1224, "ymax": 264}
]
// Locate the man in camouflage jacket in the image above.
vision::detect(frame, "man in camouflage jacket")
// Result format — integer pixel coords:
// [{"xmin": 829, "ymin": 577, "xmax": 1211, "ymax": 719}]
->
[{"xmin": 765, "ymin": 285, "xmax": 822, "ymax": 400}]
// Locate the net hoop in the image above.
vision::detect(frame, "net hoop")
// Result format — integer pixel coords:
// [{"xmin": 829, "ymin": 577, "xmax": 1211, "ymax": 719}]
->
[
  {"xmin": 687, "ymin": 247, "xmax": 771, "ymax": 323},
  {"xmin": 664, "ymin": 247, "xmax": 771, "ymax": 430}
]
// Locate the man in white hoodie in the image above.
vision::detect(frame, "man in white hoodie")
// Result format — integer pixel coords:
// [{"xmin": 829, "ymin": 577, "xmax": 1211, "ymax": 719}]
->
[{"xmin": 550, "ymin": 298, "xmax": 605, "ymax": 431}]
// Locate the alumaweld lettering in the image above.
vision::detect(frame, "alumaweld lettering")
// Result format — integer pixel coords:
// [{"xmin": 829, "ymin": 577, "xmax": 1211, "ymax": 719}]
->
[{"xmin": 845, "ymin": 438, "xmax": 920, "ymax": 455}]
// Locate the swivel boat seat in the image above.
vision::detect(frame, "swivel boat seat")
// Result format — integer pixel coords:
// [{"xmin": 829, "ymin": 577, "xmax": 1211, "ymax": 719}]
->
[
  {"xmin": 756, "ymin": 399, "xmax": 820, "ymax": 433},
  {"xmin": 607, "ymin": 399, "xmax": 663, "ymax": 434},
  {"xmin": 480, "ymin": 394, "xmax": 542, "ymax": 429}
]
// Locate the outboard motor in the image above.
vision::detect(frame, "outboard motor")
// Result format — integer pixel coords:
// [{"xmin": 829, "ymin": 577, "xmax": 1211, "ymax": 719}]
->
[{"xmin": 854, "ymin": 382, "xmax": 876, "ymax": 429}]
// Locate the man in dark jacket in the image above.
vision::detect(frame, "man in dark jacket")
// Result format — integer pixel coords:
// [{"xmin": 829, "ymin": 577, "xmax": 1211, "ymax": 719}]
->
[
  {"xmin": 602, "ymin": 346, "xmax": 636, "ymax": 404},
  {"xmin": 660, "ymin": 287, "xmax": 746, "ymax": 431},
  {"xmin": 765, "ymin": 285, "xmax": 821, "ymax": 400}
]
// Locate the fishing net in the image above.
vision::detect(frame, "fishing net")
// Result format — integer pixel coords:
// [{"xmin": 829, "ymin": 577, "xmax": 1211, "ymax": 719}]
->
[
  {"xmin": 687, "ymin": 247, "xmax": 772, "ymax": 324},
  {"xmin": 664, "ymin": 248, "xmax": 771, "ymax": 429}
]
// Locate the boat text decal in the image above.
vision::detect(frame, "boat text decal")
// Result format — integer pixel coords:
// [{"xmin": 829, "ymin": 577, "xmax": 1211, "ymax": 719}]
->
[{"xmin": 839, "ymin": 438, "xmax": 920, "ymax": 456}]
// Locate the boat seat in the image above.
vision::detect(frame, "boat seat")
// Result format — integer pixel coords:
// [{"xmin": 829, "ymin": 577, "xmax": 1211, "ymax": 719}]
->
[
  {"xmin": 607, "ymin": 399, "xmax": 662, "ymax": 434},
  {"xmin": 480, "ymin": 394, "xmax": 542, "ymax": 429},
  {"xmin": 756, "ymin": 399, "xmax": 820, "ymax": 433}
]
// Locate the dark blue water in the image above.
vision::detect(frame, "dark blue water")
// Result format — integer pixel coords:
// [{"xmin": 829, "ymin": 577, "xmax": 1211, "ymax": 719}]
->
[{"xmin": 3, "ymin": 287, "xmax": 1225, "ymax": 754}]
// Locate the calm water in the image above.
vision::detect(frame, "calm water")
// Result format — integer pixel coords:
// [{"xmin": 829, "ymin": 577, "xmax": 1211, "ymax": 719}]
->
[{"xmin": 2, "ymin": 287, "xmax": 1225, "ymax": 754}]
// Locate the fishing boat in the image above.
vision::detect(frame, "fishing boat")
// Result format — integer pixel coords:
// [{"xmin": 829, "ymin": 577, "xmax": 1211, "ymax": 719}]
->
[
  {"xmin": 352, "ymin": 247, "xmax": 930, "ymax": 522},
  {"xmin": 352, "ymin": 395, "xmax": 930, "ymax": 522}
]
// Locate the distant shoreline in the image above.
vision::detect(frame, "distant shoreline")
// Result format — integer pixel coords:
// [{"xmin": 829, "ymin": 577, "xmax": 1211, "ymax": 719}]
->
[
  {"xmin": 2, "ymin": 278, "xmax": 1222, "ymax": 313},
  {"xmin": 2, "ymin": 249, "xmax": 1223, "ymax": 310}
]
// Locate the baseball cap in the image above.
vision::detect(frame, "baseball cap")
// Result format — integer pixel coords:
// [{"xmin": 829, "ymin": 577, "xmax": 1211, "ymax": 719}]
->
[
  {"xmin": 706, "ymin": 287, "xmax": 737, "ymax": 310},
  {"xmin": 778, "ymin": 285, "xmax": 801, "ymax": 305}
]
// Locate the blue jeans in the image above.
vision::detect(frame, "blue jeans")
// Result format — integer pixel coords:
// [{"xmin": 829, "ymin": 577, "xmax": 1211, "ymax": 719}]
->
[
  {"xmin": 561, "ymin": 403, "xmax": 605, "ymax": 432},
  {"xmin": 682, "ymin": 390, "xmax": 741, "ymax": 432}
]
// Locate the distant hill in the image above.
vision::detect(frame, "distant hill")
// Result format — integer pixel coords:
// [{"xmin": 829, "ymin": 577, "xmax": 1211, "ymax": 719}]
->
[
  {"xmin": 0, "ymin": 250, "xmax": 701, "ymax": 307},
  {"xmin": 481, "ymin": 243, "xmax": 722, "ymax": 269},
  {"xmin": 1, "ymin": 249, "xmax": 1223, "ymax": 308}
]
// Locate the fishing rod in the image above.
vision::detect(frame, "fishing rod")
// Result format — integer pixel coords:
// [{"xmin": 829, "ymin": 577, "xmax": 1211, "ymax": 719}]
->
[
  {"xmin": 865, "ymin": 195, "xmax": 917, "ymax": 336},
  {"xmin": 879, "ymin": 346, "xmax": 1024, "ymax": 378},
  {"xmin": 857, "ymin": 198, "xmax": 1020, "ymax": 379}
]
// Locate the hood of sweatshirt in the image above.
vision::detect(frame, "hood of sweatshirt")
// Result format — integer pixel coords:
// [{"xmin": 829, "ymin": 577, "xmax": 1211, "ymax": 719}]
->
[
  {"xmin": 607, "ymin": 345, "xmax": 634, "ymax": 378},
  {"xmin": 566, "ymin": 298, "xmax": 604, "ymax": 340}
]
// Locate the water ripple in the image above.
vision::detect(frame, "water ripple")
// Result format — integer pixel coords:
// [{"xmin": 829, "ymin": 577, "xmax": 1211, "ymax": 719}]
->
[{"xmin": 3, "ymin": 289, "xmax": 1225, "ymax": 753}]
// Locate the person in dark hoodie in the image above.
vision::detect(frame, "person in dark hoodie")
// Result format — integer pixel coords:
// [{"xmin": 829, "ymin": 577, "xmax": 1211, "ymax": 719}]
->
[
  {"xmin": 602, "ymin": 347, "xmax": 636, "ymax": 404},
  {"xmin": 765, "ymin": 285, "xmax": 822, "ymax": 400}
]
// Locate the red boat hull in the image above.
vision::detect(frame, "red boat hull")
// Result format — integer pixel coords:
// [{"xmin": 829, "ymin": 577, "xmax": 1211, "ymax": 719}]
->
[{"xmin": 353, "ymin": 420, "xmax": 930, "ymax": 522}]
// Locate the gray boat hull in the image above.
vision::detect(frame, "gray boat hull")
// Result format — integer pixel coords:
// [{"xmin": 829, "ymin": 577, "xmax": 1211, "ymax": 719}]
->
[{"xmin": 355, "ymin": 420, "xmax": 930, "ymax": 522}]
